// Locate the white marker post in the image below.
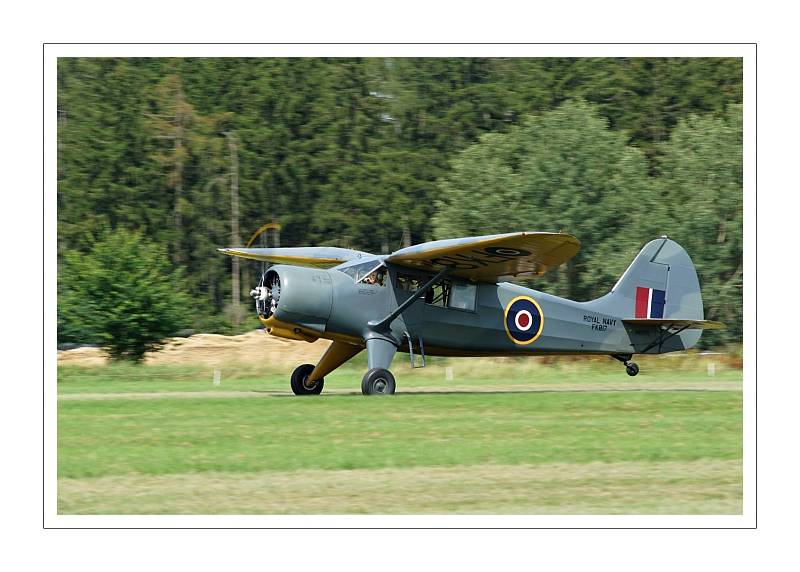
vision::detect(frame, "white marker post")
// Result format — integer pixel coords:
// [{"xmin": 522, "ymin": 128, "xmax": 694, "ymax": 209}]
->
[
  {"xmin": 445, "ymin": 367, "xmax": 454, "ymax": 381},
  {"xmin": 707, "ymin": 362, "xmax": 716, "ymax": 377},
  {"xmin": 213, "ymin": 369, "xmax": 221, "ymax": 385}
]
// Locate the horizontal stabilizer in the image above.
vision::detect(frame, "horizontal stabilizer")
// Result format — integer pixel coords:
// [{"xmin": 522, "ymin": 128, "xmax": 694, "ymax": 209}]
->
[
  {"xmin": 217, "ymin": 246, "xmax": 371, "ymax": 268},
  {"xmin": 622, "ymin": 319, "xmax": 726, "ymax": 331}
]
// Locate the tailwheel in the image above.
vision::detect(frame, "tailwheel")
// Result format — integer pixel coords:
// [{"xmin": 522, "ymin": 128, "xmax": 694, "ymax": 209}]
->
[
  {"xmin": 361, "ymin": 368, "xmax": 396, "ymax": 395},
  {"xmin": 611, "ymin": 354, "xmax": 640, "ymax": 377},
  {"xmin": 290, "ymin": 363, "xmax": 324, "ymax": 395}
]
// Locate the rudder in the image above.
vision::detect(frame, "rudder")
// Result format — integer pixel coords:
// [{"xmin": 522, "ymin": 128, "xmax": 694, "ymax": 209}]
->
[{"xmin": 588, "ymin": 237, "xmax": 705, "ymax": 349}]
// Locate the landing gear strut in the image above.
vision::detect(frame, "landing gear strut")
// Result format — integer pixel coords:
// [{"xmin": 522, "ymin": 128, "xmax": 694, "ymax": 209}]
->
[
  {"xmin": 290, "ymin": 363, "xmax": 324, "ymax": 395},
  {"xmin": 360, "ymin": 337, "xmax": 399, "ymax": 396},
  {"xmin": 611, "ymin": 354, "xmax": 639, "ymax": 377}
]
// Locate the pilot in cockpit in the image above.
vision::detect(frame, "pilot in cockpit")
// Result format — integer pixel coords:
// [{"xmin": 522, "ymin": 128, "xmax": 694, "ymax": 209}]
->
[{"xmin": 363, "ymin": 268, "xmax": 386, "ymax": 286}]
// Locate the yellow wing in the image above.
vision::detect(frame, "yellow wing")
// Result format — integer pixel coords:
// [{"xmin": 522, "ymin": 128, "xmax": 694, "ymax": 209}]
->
[{"xmin": 385, "ymin": 232, "xmax": 580, "ymax": 282}]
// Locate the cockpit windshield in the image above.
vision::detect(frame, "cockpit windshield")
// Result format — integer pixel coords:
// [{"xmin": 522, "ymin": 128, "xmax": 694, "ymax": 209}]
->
[{"xmin": 338, "ymin": 261, "xmax": 386, "ymax": 286}]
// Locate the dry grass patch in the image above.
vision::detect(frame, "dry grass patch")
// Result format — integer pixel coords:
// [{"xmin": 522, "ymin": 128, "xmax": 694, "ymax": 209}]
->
[{"xmin": 58, "ymin": 459, "xmax": 741, "ymax": 515}]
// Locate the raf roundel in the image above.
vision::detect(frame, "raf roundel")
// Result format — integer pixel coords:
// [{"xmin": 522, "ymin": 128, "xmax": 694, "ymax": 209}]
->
[{"xmin": 503, "ymin": 295, "xmax": 544, "ymax": 345}]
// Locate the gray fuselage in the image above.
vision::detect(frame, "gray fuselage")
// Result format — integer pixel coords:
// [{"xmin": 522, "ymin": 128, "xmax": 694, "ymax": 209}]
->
[{"xmin": 268, "ymin": 262, "xmax": 683, "ymax": 357}]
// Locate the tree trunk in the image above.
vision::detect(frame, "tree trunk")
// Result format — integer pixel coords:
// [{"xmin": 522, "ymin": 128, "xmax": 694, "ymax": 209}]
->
[
  {"xmin": 173, "ymin": 87, "xmax": 185, "ymax": 263},
  {"xmin": 227, "ymin": 132, "xmax": 241, "ymax": 328}
]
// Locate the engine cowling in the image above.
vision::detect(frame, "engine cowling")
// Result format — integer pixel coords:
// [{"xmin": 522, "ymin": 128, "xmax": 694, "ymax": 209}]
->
[{"xmin": 251, "ymin": 265, "xmax": 333, "ymax": 335}]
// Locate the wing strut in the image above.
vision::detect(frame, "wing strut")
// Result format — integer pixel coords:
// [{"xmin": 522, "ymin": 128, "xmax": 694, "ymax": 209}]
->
[{"xmin": 367, "ymin": 267, "xmax": 450, "ymax": 331}]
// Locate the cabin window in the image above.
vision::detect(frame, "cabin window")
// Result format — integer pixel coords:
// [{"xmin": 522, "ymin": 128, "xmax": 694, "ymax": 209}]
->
[
  {"xmin": 448, "ymin": 282, "xmax": 477, "ymax": 311},
  {"xmin": 425, "ymin": 280, "xmax": 451, "ymax": 307},
  {"xmin": 395, "ymin": 274, "xmax": 421, "ymax": 292},
  {"xmin": 424, "ymin": 279, "xmax": 476, "ymax": 311}
]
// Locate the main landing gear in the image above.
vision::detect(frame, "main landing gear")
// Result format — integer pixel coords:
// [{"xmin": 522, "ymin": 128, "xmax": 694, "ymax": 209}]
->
[
  {"xmin": 361, "ymin": 337, "xmax": 399, "ymax": 395},
  {"xmin": 289, "ymin": 363, "xmax": 397, "ymax": 395},
  {"xmin": 289, "ymin": 337, "xmax": 400, "ymax": 396},
  {"xmin": 361, "ymin": 368, "xmax": 396, "ymax": 395},
  {"xmin": 611, "ymin": 354, "xmax": 640, "ymax": 377}
]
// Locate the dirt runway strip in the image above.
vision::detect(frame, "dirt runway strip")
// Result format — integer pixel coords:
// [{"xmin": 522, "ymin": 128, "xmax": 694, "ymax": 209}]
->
[{"xmin": 58, "ymin": 379, "xmax": 742, "ymax": 400}]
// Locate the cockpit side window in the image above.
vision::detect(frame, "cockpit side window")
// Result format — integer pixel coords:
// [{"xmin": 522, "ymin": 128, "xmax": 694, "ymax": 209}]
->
[{"xmin": 361, "ymin": 267, "xmax": 386, "ymax": 286}]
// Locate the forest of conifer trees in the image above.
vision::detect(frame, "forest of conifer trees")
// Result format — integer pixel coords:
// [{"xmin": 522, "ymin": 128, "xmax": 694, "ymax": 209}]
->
[{"xmin": 57, "ymin": 57, "xmax": 743, "ymax": 348}]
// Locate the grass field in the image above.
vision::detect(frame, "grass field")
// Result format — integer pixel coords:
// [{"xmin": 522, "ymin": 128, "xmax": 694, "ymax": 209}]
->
[{"xmin": 57, "ymin": 354, "xmax": 743, "ymax": 514}]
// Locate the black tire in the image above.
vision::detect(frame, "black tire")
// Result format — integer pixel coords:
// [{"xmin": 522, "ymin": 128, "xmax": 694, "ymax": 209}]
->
[
  {"xmin": 290, "ymin": 363, "xmax": 324, "ymax": 395},
  {"xmin": 626, "ymin": 362, "xmax": 640, "ymax": 377},
  {"xmin": 361, "ymin": 368, "xmax": 396, "ymax": 395}
]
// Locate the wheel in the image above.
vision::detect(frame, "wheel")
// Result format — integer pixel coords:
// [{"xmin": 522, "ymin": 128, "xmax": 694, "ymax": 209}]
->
[
  {"xmin": 290, "ymin": 363, "xmax": 324, "ymax": 395},
  {"xmin": 361, "ymin": 368, "xmax": 396, "ymax": 395},
  {"xmin": 626, "ymin": 362, "xmax": 639, "ymax": 377}
]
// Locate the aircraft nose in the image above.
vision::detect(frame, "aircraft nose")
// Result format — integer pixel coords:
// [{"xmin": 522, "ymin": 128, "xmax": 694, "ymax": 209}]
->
[{"xmin": 265, "ymin": 265, "xmax": 333, "ymax": 331}]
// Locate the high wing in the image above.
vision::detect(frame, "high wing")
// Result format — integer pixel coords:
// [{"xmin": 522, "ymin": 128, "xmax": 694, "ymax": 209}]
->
[
  {"xmin": 384, "ymin": 231, "xmax": 580, "ymax": 282},
  {"xmin": 217, "ymin": 246, "xmax": 371, "ymax": 269},
  {"xmin": 622, "ymin": 319, "xmax": 726, "ymax": 330}
]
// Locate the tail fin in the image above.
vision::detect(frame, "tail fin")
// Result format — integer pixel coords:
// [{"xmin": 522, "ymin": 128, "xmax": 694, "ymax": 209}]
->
[{"xmin": 589, "ymin": 237, "xmax": 705, "ymax": 348}]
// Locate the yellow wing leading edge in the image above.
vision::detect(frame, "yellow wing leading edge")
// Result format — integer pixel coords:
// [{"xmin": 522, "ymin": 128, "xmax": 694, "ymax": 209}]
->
[{"xmin": 217, "ymin": 246, "xmax": 370, "ymax": 269}]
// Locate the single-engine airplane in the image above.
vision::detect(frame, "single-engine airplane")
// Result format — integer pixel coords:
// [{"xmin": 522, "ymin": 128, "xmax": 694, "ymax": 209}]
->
[{"xmin": 219, "ymin": 232, "xmax": 724, "ymax": 395}]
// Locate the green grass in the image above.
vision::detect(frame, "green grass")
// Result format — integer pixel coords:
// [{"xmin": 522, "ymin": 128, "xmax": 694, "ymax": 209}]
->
[
  {"xmin": 58, "ymin": 388, "xmax": 741, "ymax": 478},
  {"xmin": 57, "ymin": 354, "xmax": 742, "ymax": 395},
  {"xmin": 57, "ymin": 358, "xmax": 743, "ymax": 514}
]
